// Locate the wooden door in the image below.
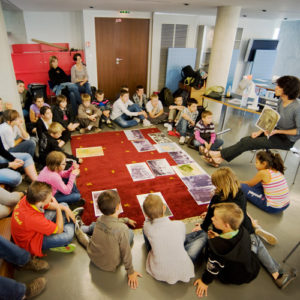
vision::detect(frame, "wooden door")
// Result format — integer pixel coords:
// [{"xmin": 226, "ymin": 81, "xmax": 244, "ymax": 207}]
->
[{"xmin": 95, "ymin": 18, "xmax": 149, "ymax": 100}]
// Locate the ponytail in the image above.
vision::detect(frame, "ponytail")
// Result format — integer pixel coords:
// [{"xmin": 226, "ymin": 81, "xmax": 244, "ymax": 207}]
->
[{"xmin": 256, "ymin": 150, "xmax": 285, "ymax": 174}]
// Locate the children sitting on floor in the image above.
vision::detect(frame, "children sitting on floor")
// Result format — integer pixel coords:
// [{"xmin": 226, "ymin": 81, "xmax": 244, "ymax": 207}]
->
[
  {"xmin": 38, "ymin": 122, "xmax": 81, "ymax": 166},
  {"xmin": 0, "ymin": 109, "xmax": 36, "ymax": 158},
  {"xmin": 37, "ymin": 106, "xmax": 71, "ymax": 146},
  {"xmin": 52, "ymin": 95, "xmax": 80, "ymax": 132},
  {"xmin": 164, "ymin": 95, "xmax": 185, "ymax": 132},
  {"xmin": 145, "ymin": 93, "xmax": 167, "ymax": 125},
  {"xmin": 194, "ymin": 167, "xmax": 296, "ymax": 289},
  {"xmin": 194, "ymin": 202, "xmax": 260, "ymax": 298},
  {"xmin": 193, "ymin": 110, "xmax": 223, "ymax": 154},
  {"xmin": 29, "ymin": 95, "xmax": 50, "ymax": 134},
  {"xmin": 78, "ymin": 93, "xmax": 101, "ymax": 134},
  {"xmin": 11, "ymin": 181, "xmax": 76, "ymax": 256},
  {"xmin": 91, "ymin": 89, "xmax": 114, "ymax": 128},
  {"xmin": 142, "ymin": 194, "xmax": 207, "ymax": 284},
  {"xmin": 176, "ymin": 98, "xmax": 198, "ymax": 145},
  {"xmin": 75, "ymin": 190, "xmax": 142, "ymax": 289},
  {"xmin": 241, "ymin": 150, "xmax": 289, "ymax": 213},
  {"xmin": 38, "ymin": 151, "xmax": 83, "ymax": 206},
  {"xmin": 132, "ymin": 85, "xmax": 147, "ymax": 109},
  {"xmin": 111, "ymin": 89, "xmax": 151, "ymax": 128}
]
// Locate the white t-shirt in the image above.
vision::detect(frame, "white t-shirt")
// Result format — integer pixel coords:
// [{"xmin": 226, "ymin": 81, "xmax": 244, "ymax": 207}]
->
[
  {"xmin": 146, "ymin": 100, "xmax": 163, "ymax": 115},
  {"xmin": 0, "ymin": 122, "xmax": 28, "ymax": 150},
  {"xmin": 110, "ymin": 98, "xmax": 139, "ymax": 120}
]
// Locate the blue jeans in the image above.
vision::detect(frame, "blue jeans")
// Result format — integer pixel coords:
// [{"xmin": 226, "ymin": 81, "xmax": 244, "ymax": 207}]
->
[
  {"xmin": 22, "ymin": 109, "xmax": 29, "ymax": 118},
  {"xmin": 76, "ymin": 82, "xmax": 92, "ymax": 96},
  {"xmin": 82, "ymin": 222, "xmax": 134, "ymax": 246},
  {"xmin": 54, "ymin": 178, "xmax": 81, "ymax": 204},
  {"xmin": 250, "ymin": 233, "xmax": 279, "ymax": 275},
  {"xmin": 0, "ymin": 235, "xmax": 31, "ymax": 300},
  {"xmin": 9, "ymin": 138, "xmax": 36, "ymax": 158},
  {"xmin": 113, "ymin": 104, "xmax": 145, "ymax": 128},
  {"xmin": 144, "ymin": 230, "xmax": 207, "ymax": 264},
  {"xmin": 193, "ymin": 138, "xmax": 224, "ymax": 151},
  {"xmin": 176, "ymin": 118, "xmax": 194, "ymax": 137},
  {"xmin": 241, "ymin": 183, "xmax": 289, "ymax": 213},
  {"xmin": 42, "ymin": 203, "xmax": 75, "ymax": 249}
]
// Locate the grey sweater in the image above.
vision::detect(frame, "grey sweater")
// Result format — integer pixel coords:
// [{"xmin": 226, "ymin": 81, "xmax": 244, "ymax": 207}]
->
[{"xmin": 277, "ymin": 99, "xmax": 300, "ymax": 142}]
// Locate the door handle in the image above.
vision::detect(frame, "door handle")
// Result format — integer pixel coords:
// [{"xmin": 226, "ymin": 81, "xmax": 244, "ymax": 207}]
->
[{"xmin": 116, "ymin": 57, "xmax": 123, "ymax": 64}]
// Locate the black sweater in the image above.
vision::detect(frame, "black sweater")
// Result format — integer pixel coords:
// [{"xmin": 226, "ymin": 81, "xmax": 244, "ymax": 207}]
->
[
  {"xmin": 0, "ymin": 137, "xmax": 16, "ymax": 169},
  {"xmin": 202, "ymin": 227, "xmax": 260, "ymax": 285},
  {"xmin": 201, "ymin": 189, "xmax": 254, "ymax": 234},
  {"xmin": 52, "ymin": 104, "xmax": 76, "ymax": 128},
  {"xmin": 48, "ymin": 67, "xmax": 69, "ymax": 86}
]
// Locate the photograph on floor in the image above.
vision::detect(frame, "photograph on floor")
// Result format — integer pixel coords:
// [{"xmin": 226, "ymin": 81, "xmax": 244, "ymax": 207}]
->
[
  {"xmin": 154, "ymin": 142, "xmax": 181, "ymax": 153},
  {"xmin": 137, "ymin": 192, "xmax": 173, "ymax": 218},
  {"xmin": 124, "ymin": 129, "xmax": 144, "ymax": 140},
  {"xmin": 173, "ymin": 163, "xmax": 206, "ymax": 178},
  {"xmin": 148, "ymin": 132, "xmax": 172, "ymax": 144},
  {"xmin": 169, "ymin": 150, "xmax": 194, "ymax": 164},
  {"xmin": 92, "ymin": 188, "xmax": 123, "ymax": 216},
  {"xmin": 181, "ymin": 174, "xmax": 212, "ymax": 190},
  {"xmin": 256, "ymin": 105, "xmax": 280, "ymax": 134},
  {"xmin": 147, "ymin": 158, "xmax": 175, "ymax": 177},
  {"xmin": 126, "ymin": 162, "xmax": 155, "ymax": 181},
  {"xmin": 76, "ymin": 146, "xmax": 104, "ymax": 158},
  {"xmin": 131, "ymin": 139, "xmax": 156, "ymax": 152},
  {"xmin": 188, "ymin": 186, "xmax": 215, "ymax": 205}
]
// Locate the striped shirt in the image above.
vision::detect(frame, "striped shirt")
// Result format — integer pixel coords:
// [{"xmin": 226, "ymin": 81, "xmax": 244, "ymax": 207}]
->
[
  {"xmin": 262, "ymin": 169, "xmax": 289, "ymax": 208},
  {"xmin": 194, "ymin": 120, "xmax": 216, "ymax": 144}
]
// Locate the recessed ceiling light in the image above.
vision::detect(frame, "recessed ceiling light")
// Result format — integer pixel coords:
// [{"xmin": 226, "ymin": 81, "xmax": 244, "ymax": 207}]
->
[
  {"xmin": 284, "ymin": 17, "xmax": 288, "ymax": 20},
  {"xmin": 262, "ymin": 9, "xmax": 267, "ymax": 12},
  {"xmin": 89, "ymin": 6, "xmax": 94, "ymax": 9},
  {"xmin": 184, "ymin": 3, "xmax": 189, "ymax": 6},
  {"xmin": 243, "ymin": 14, "xmax": 247, "ymax": 18}
]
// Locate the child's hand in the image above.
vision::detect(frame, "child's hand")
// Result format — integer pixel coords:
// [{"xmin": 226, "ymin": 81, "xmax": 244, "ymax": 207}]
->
[
  {"xmin": 72, "ymin": 162, "xmax": 79, "ymax": 169},
  {"xmin": 194, "ymin": 279, "xmax": 208, "ymax": 298},
  {"xmin": 251, "ymin": 130, "xmax": 261, "ymax": 139},
  {"xmin": 192, "ymin": 223, "xmax": 201, "ymax": 232},
  {"xmin": 58, "ymin": 140, "xmax": 65, "ymax": 148},
  {"xmin": 208, "ymin": 230, "xmax": 219, "ymax": 239},
  {"xmin": 128, "ymin": 271, "xmax": 142, "ymax": 289},
  {"xmin": 78, "ymin": 158, "xmax": 83, "ymax": 164},
  {"xmin": 72, "ymin": 168, "xmax": 80, "ymax": 176},
  {"xmin": 127, "ymin": 219, "xmax": 136, "ymax": 228}
]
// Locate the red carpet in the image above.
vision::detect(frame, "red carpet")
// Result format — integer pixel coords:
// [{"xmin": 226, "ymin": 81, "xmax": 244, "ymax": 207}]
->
[{"xmin": 70, "ymin": 128, "xmax": 207, "ymax": 228}]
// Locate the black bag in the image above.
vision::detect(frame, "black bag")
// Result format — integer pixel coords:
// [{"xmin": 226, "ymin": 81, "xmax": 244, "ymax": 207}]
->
[
  {"xmin": 159, "ymin": 87, "xmax": 174, "ymax": 107},
  {"xmin": 204, "ymin": 86, "xmax": 224, "ymax": 101},
  {"xmin": 181, "ymin": 65, "xmax": 195, "ymax": 79},
  {"xmin": 27, "ymin": 83, "xmax": 47, "ymax": 100}
]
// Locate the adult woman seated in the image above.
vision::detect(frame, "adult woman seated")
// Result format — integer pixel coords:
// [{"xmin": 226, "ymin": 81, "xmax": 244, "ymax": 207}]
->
[
  {"xmin": 71, "ymin": 53, "xmax": 92, "ymax": 96},
  {"xmin": 48, "ymin": 56, "xmax": 81, "ymax": 115},
  {"xmin": 203, "ymin": 76, "xmax": 300, "ymax": 167}
]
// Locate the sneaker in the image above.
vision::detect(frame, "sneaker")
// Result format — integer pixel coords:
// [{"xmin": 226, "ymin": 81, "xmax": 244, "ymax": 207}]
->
[
  {"xmin": 25, "ymin": 277, "xmax": 47, "ymax": 299},
  {"xmin": 275, "ymin": 269, "xmax": 297, "ymax": 289},
  {"xmin": 49, "ymin": 243, "xmax": 76, "ymax": 253},
  {"xmin": 106, "ymin": 122, "xmax": 115, "ymax": 129},
  {"xmin": 93, "ymin": 128, "xmax": 102, "ymax": 133},
  {"xmin": 179, "ymin": 136, "xmax": 185, "ymax": 145},
  {"xmin": 143, "ymin": 119, "xmax": 152, "ymax": 127},
  {"xmin": 255, "ymin": 226, "xmax": 278, "ymax": 245},
  {"xmin": 185, "ymin": 136, "xmax": 190, "ymax": 144},
  {"xmin": 133, "ymin": 117, "xmax": 140, "ymax": 123},
  {"xmin": 79, "ymin": 128, "xmax": 85, "ymax": 134},
  {"xmin": 164, "ymin": 123, "xmax": 173, "ymax": 131},
  {"xmin": 75, "ymin": 226, "xmax": 90, "ymax": 249},
  {"xmin": 72, "ymin": 207, "xmax": 84, "ymax": 218},
  {"xmin": 19, "ymin": 258, "xmax": 49, "ymax": 272}
]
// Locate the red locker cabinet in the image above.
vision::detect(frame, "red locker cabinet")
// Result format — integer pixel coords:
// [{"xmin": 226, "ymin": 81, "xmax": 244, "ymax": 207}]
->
[{"xmin": 11, "ymin": 43, "xmax": 85, "ymax": 96}]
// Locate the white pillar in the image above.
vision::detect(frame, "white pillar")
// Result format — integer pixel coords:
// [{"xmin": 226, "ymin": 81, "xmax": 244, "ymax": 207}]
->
[
  {"xmin": 0, "ymin": 2, "xmax": 22, "ymax": 115},
  {"xmin": 206, "ymin": 6, "xmax": 241, "ymax": 121}
]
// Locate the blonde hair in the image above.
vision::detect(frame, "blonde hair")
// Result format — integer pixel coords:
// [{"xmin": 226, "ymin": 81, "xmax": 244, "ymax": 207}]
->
[
  {"xmin": 49, "ymin": 56, "xmax": 58, "ymax": 69},
  {"xmin": 143, "ymin": 194, "xmax": 164, "ymax": 220},
  {"xmin": 212, "ymin": 202, "xmax": 244, "ymax": 230},
  {"xmin": 48, "ymin": 122, "xmax": 64, "ymax": 135},
  {"xmin": 211, "ymin": 167, "xmax": 240, "ymax": 200},
  {"xmin": 150, "ymin": 93, "xmax": 158, "ymax": 100},
  {"xmin": 81, "ymin": 93, "xmax": 91, "ymax": 102},
  {"xmin": 46, "ymin": 151, "xmax": 66, "ymax": 171},
  {"xmin": 201, "ymin": 110, "xmax": 213, "ymax": 119}
]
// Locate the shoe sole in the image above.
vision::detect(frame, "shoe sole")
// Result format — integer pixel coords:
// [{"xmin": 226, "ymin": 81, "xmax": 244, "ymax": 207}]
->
[
  {"xmin": 280, "ymin": 270, "xmax": 297, "ymax": 289},
  {"xmin": 256, "ymin": 229, "xmax": 278, "ymax": 245}
]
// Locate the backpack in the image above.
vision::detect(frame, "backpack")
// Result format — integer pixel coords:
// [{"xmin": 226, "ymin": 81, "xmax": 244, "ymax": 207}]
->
[
  {"xmin": 159, "ymin": 87, "xmax": 174, "ymax": 107},
  {"xmin": 181, "ymin": 65, "xmax": 195, "ymax": 79}
]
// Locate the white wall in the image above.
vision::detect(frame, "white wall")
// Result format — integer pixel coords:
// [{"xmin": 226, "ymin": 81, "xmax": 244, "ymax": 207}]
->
[{"xmin": 23, "ymin": 11, "xmax": 84, "ymax": 50}]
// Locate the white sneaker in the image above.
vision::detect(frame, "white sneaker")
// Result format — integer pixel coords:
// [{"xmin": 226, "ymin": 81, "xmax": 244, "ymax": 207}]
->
[
  {"xmin": 164, "ymin": 123, "xmax": 173, "ymax": 131},
  {"xmin": 185, "ymin": 136, "xmax": 190, "ymax": 143},
  {"xmin": 133, "ymin": 117, "xmax": 140, "ymax": 123},
  {"xmin": 179, "ymin": 136, "xmax": 185, "ymax": 145},
  {"xmin": 143, "ymin": 119, "xmax": 152, "ymax": 127}
]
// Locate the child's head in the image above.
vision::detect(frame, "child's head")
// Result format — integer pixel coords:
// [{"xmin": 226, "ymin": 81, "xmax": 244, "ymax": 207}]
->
[
  {"xmin": 256, "ymin": 150, "xmax": 285, "ymax": 174},
  {"xmin": 276, "ymin": 76, "xmax": 300, "ymax": 100},
  {"xmin": 56, "ymin": 95, "xmax": 67, "ymax": 109},
  {"xmin": 174, "ymin": 96, "xmax": 183, "ymax": 106},
  {"xmin": 26, "ymin": 181, "xmax": 52, "ymax": 207},
  {"xmin": 40, "ymin": 106, "xmax": 52, "ymax": 121},
  {"xmin": 120, "ymin": 89, "xmax": 129, "ymax": 102},
  {"xmin": 212, "ymin": 202, "xmax": 243, "ymax": 232},
  {"xmin": 201, "ymin": 110, "xmax": 213, "ymax": 125},
  {"xmin": 3, "ymin": 109, "xmax": 20, "ymax": 125},
  {"xmin": 48, "ymin": 122, "xmax": 64, "ymax": 139},
  {"xmin": 150, "ymin": 93, "xmax": 159, "ymax": 105},
  {"xmin": 81, "ymin": 94, "xmax": 91, "ymax": 107},
  {"xmin": 121, "ymin": 85, "xmax": 129, "ymax": 92},
  {"xmin": 143, "ymin": 194, "xmax": 165, "ymax": 220},
  {"xmin": 211, "ymin": 167, "xmax": 240, "ymax": 200},
  {"xmin": 136, "ymin": 85, "xmax": 144, "ymax": 96},
  {"xmin": 97, "ymin": 190, "xmax": 121, "ymax": 216},
  {"xmin": 187, "ymin": 98, "xmax": 198, "ymax": 112},
  {"xmin": 34, "ymin": 95, "xmax": 45, "ymax": 108},
  {"xmin": 95, "ymin": 90, "xmax": 104, "ymax": 102},
  {"xmin": 46, "ymin": 151, "xmax": 66, "ymax": 172},
  {"xmin": 49, "ymin": 56, "xmax": 58, "ymax": 69},
  {"xmin": 73, "ymin": 53, "xmax": 82, "ymax": 63},
  {"xmin": 16, "ymin": 80, "xmax": 25, "ymax": 94}
]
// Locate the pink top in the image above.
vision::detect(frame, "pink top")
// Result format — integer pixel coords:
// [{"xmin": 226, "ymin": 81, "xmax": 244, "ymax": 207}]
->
[{"xmin": 37, "ymin": 165, "xmax": 76, "ymax": 195}]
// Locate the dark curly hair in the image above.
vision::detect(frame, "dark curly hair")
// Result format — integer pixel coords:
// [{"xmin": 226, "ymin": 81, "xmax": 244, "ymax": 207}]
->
[{"xmin": 276, "ymin": 75, "xmax": 300, "ymax": 100}]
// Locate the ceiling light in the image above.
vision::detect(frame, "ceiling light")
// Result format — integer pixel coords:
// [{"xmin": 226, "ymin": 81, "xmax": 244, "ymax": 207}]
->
[
  {"xmin": 89, "ymin": 6, "xmax": 94, "ymax": 9},
  {"xmin": 243, "ymin": 14, "xmax": 247, "ymax": 18},
  {"xmin": 184, "ymin": 3, "xmax": 189, "ymax": 6},
  {"xmin": 262, "ymin": 9, "xmax": 267, "ymax": 12}
]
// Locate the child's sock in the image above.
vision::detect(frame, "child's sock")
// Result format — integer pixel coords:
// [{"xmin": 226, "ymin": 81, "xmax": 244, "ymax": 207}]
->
[{"xmin": 87, "ymin": 125, "xmax": 92, "ymax": 131}]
